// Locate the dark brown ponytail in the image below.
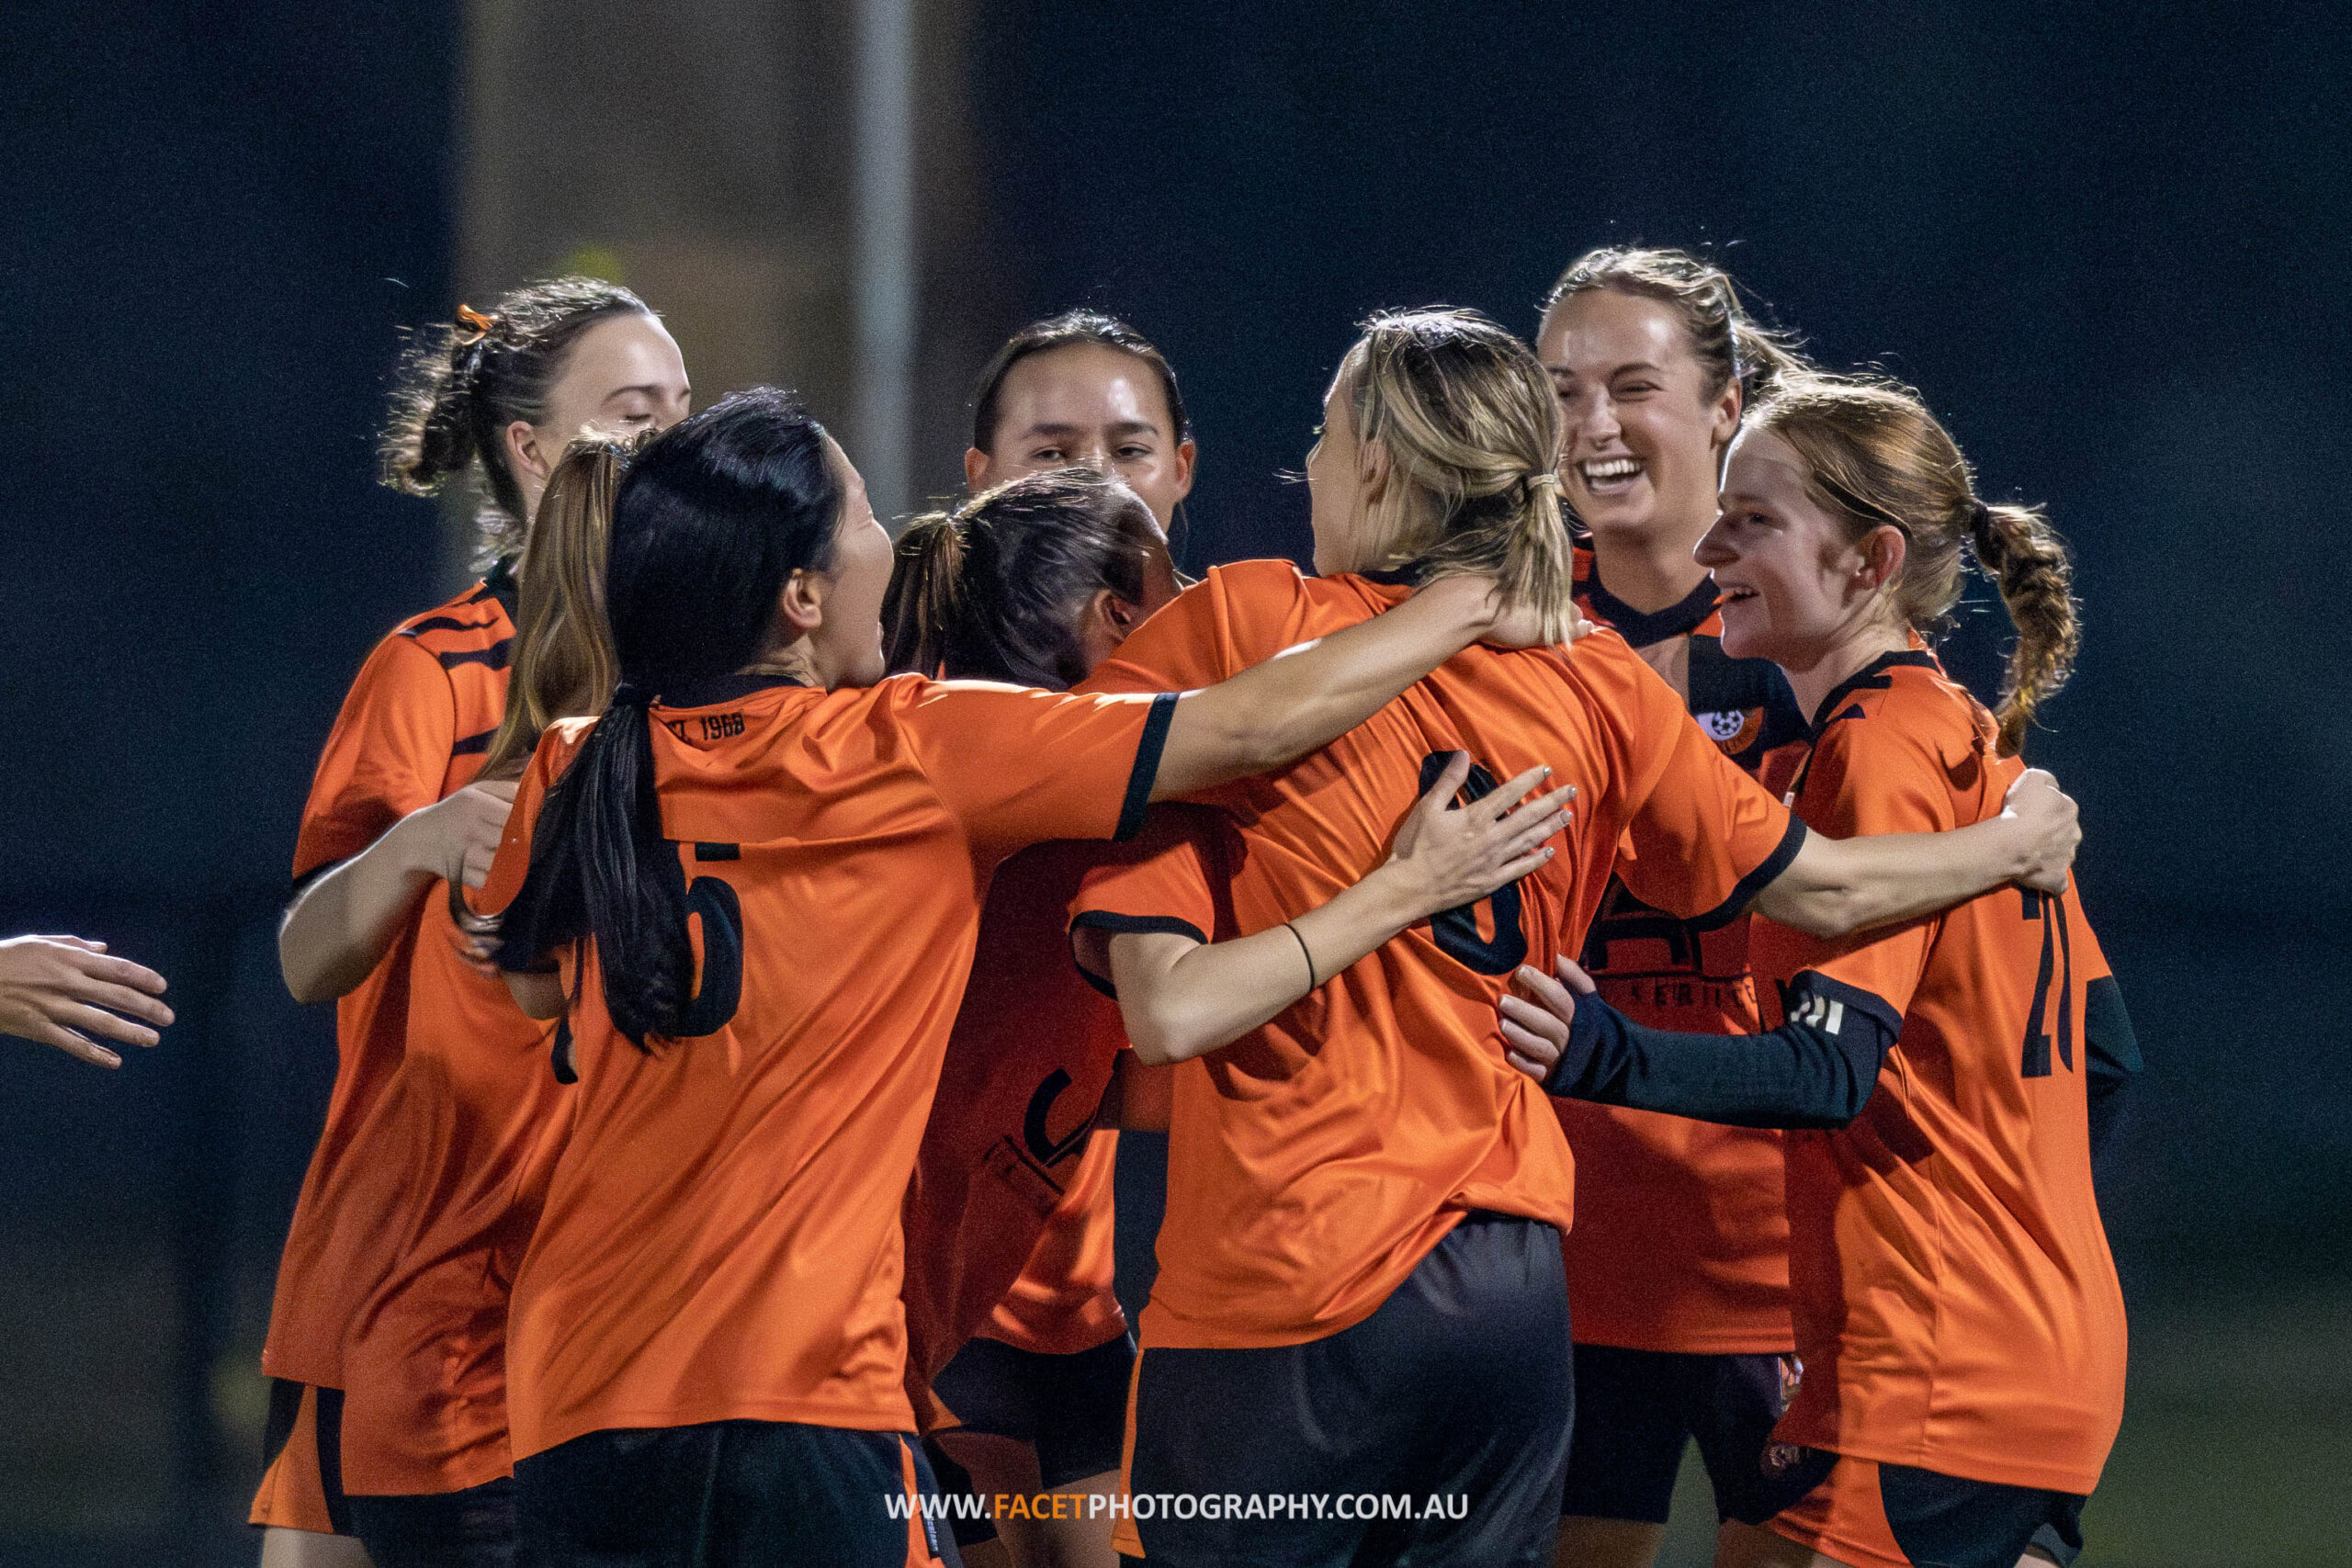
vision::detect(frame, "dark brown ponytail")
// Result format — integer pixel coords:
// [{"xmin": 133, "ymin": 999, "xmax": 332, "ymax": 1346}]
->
[
  {"xmin": 881, "ymin": 468, "xmax": 1165, "ymax": 692},
  {"xmin": 880, "ymin": 514, "xmax": 972, "ymax": 678}
]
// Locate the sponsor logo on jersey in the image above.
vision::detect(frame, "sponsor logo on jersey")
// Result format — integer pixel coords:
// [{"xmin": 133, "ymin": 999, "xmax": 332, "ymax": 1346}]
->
[{"xmin": 1698, "ymin": 706, "xmax": 1762, "ymax": 754}]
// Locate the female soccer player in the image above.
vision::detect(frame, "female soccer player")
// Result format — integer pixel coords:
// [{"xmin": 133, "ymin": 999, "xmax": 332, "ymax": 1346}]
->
[
  {"xmin": 1515, "ymin": 376, "xmax": 2136, "ymax": 1568},
  {"xmin": 1534, "ymin": 246, "xmax": 1823, "ymax": 1568},
  {"xmin": 1069, "ymin": 310, "xmax": 2082, "ymax": 1568},
  {"xmin": 472, "ymin": 386, "xmax": 1564, "ymax": 1564},
  {"xmin": 255, "ymin": 279, "xmax": 688, "ymax": 1568},
  {"xmin": 961, "ymin": 310, "xmax": 1194, "ymax": 531},
  {"xmin": 885, "ymin": 468, "xmax": 1571, "ymax": 1568}
]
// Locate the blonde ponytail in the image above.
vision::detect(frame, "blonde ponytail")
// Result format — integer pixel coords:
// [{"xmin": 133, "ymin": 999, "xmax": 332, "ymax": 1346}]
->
[
  {"xmin": 481, "ymin": 435, "xmax": 631, "ymax": 779},
  {"xmin": 1345, "ymin": 309, "xmax": 1577, "ymax": 643}
]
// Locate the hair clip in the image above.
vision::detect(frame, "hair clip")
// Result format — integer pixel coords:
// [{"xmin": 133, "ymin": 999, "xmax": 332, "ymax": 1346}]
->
[{"xmin": 454, "ymin": 304, "xmax": 501, "ymax": 345}]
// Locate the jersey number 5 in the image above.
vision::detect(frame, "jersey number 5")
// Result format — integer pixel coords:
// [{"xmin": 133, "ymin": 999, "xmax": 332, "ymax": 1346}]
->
[
  {"xmin": 2019, "ymin": 888, "xmax": 2074, "ymax": 1077},
  {"xmin": 675, "ymin": 874, "xmax": 745, "ymax": 1036},
  {"xmin": 1417, "ymin": 751, "xmax": 1529, "ymax": 975}
]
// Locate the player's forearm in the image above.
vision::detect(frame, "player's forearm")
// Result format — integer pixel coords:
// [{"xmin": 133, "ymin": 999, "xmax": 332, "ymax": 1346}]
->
[
  {"xmin": 1544, "ymin": 991, "xmax": 1890, "ymax": 1129},
  {"xmin": 1751, "ymin": 818, "xmax": 2036, "ymax": 940},
  {"xmin": 278, "ymin": 818, "xmax": 437, "ymax": 1005},
  {"xmin": 1149, "ymin": 579, "xmax": 1493, "ymax": 799},
  {"xmin": 1111, "ymin": 870, "xmax": 1427, "ymax": 1064}
]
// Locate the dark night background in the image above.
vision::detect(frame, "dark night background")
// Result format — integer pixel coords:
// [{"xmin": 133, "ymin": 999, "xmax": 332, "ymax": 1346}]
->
[{"xmin": 2, "ymin": 4, "xmax": 2346, "ymax": 1563}]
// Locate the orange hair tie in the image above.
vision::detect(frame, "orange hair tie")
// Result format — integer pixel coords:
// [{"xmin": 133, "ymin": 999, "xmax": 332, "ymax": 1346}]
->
[{"xmin": 454, "ymin": 303, "xmax": 500, "ymax": 344}]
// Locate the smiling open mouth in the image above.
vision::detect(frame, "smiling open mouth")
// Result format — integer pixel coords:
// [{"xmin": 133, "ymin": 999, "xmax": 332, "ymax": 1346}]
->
[{"xmin": 1577, "ymin": 457, "xmax": 1645, "ymax": 491}]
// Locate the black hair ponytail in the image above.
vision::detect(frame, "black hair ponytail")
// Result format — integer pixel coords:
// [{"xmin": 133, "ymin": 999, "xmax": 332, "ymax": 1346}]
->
[{"xmin": 496, "ymin": 387, "xmax": 844, "ymax": 1047}]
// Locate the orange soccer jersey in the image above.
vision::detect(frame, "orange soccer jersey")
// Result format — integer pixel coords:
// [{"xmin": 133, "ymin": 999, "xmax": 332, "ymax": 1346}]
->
[
  {"xmin": 1751, "ymin": 649, "xmax": 2127, "ymax": 1496},
  {"xmin": 1555, "ymin": 548, "xmax": 1815, "ymax": 1354},
  {"xmin": 899, "ymin": 833, "xmax": 1154, "ymax": 1427},
  {"xmin": 478, "ymin": 673, "xmax": 1174, "ymax": 1461},
  {"xmin": 1069, "ymin": 560, "xmax": 1806, "ymax": 1356},
  {"xmin": 263, "ymin": 565, "xmax": 567, "ymax": 1498}
]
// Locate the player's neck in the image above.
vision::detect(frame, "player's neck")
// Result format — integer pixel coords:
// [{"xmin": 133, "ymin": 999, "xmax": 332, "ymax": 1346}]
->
[
  {"xmin": 1781, "ymin": 620, "xmax": 1911, "ymax": 727},
  {"xmin": 1588, "ymin": 527, "xmax": 1711, "ymax": 615},
  {"xmin": 742, "ymin": 637, "xmax": 825, "ymax": 691}
]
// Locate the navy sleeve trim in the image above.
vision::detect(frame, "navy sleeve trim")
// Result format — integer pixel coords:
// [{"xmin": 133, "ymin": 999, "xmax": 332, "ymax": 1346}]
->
[
  {"xmin": 1067, "ymin": 910, "xmax": 1207, "ymax": 998},
  {"xmin": 2085, "ymin": 974, "xmax": 2142, "ymax": 1165},
  {"xmin": 1114, "ymin": 693, "xmax": 1180, "ymax": 841},
  {"xmin": 1688, "ymin": 813, "xmax": 1808, "ymax": 933},
  {"xmin": 2084, "ymin": 976, "xmax": 2143, "ymax": 1081}
]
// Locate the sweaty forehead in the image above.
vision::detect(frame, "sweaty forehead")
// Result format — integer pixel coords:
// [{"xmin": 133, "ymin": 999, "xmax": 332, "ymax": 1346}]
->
[
  {"xmin": 996, "ymin": 344, "xmax": 1168, "ymax": 434},
  {"xmin": 1538, "ymin": 289, "xmax": 1690, "ymax": 378}
]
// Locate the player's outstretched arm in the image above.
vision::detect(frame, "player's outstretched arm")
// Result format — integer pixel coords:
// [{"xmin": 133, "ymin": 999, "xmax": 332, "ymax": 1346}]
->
[
  {"xmin": 0, "ymin": 934, "xmax": 173, "ymax": 1069},
  {"xmin": 1499, "ymin": 955, "xmax": 1894, "ymax": 1128},
  {"xmin": 1747, "ymin": 769, "xmax": 2078, "ymax": 940},
  {"xmin": 1148, "ymin": 576, "xmax": 1587, "ymax": 801},
  {"xmin": 279, "ymin": 778, "xmax": 518, "ymax": 1005},
  {"xmin": 1090, "ymin": 756, "xmax": 1573, "ymax": 1066}
]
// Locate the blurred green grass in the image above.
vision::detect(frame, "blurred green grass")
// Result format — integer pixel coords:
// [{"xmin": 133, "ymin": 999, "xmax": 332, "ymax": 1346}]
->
[
  {"xmin": 1648, "ymin": 1287, "xmax": 2352, "ymax": 1567},
  {"xmin": 3, "ymin": 1231, "xmax": 2347, "ymax": 1564}
]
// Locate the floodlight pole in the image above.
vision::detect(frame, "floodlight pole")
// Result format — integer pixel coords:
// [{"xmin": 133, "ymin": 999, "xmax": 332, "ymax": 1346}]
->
[{"xmin": 853, "ymin": 0, "xmax": 917, "ymax": 529}]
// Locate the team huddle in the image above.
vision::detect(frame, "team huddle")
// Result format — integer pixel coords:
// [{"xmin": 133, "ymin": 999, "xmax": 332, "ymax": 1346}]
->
[{"xmin": 245, "ymin": 248, "xmax": 2138, "ymax": 1568}]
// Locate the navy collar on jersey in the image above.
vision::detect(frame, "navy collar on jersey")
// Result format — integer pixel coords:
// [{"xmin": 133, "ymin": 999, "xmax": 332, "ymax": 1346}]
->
[
  {"xmin": 1806, "ymin": 649, "xmax": 1940, "ymax": 736},
  {"xmin": 1578, "ymin": 562, "xmax": 1719, "ymax": 649},
  {"xmin": 481, "ymin": 556, "xmax": 520, "ymax": 621},
  {"xmin": 658, "ymin": 671, "xmax": 808, "ymax": 707},
  {"xmin": 1358, "ymin": 567, "xmax": 1419, "ymax": 588}
]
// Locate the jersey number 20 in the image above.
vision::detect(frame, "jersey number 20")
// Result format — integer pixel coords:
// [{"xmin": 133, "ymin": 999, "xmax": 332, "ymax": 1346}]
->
[{"xmin": 1416, "ymin": 751, "xmax": 1529, "ymax": 975}]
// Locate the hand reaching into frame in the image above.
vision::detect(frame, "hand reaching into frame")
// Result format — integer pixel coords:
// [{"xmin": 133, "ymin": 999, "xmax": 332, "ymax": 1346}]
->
[{"xmin": 0, "ymin": 934, "xmax": 174, "ymax": 1069}]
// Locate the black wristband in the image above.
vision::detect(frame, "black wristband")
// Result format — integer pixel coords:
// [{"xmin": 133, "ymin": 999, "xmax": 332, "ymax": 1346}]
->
[{"xmin": 1282, "ymin": 921, "xmax": 1317, "ymax": 989}]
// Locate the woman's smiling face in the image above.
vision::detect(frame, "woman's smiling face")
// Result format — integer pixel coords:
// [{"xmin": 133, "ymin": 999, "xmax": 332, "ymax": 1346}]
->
[
  {"xmin": 1700, "ymin": 427, "xmax": 1889, "ymax": 669},
  {"xmin": 1536, "ymin": 286, "xmax": 1740, "ymax": 545}
]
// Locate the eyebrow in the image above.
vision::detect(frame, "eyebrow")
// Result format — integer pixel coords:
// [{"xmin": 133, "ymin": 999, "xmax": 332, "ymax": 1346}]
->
[
  {"xmin": 602, "ymin": 383, "xmax": 685, "ymax": 401},
  {"xmin": 1546, "ymin": 361, "xmax": 1666, "ymax": 378},
  {"xmin": 1016, "ymin": 419, "xmax": 1163, "ymax": 440}
]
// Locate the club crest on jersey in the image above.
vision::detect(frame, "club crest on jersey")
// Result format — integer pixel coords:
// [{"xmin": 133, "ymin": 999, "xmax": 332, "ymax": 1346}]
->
[{"xmin": 1697, "ymin": 706, "xmax": 1761, "ymax": 754}]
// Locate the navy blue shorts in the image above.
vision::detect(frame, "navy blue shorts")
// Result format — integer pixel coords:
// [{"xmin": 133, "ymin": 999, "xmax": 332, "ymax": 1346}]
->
[
  {"xmin": 348, "ymin": 1479, "xmax": 516, "ymax": 1568},
  {"xmin": 1561, "ymin": 1343, "xmax": 1832, "ymax": 1526},
  {"xmin": 1774, "ymin": 1451, "xmax": 2085, "ymax": 1568},
  {"xmin": 1125, "ymin": 1212, "xmax": 1572, "ymax": 1567},
  {"xmin": 931, "ymin": 1330, "xmax": 1136, "ymax": 1489},
  {"xmin": 515, "ymin": 1419, "xmax": 959, "ymax": 1567}
]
